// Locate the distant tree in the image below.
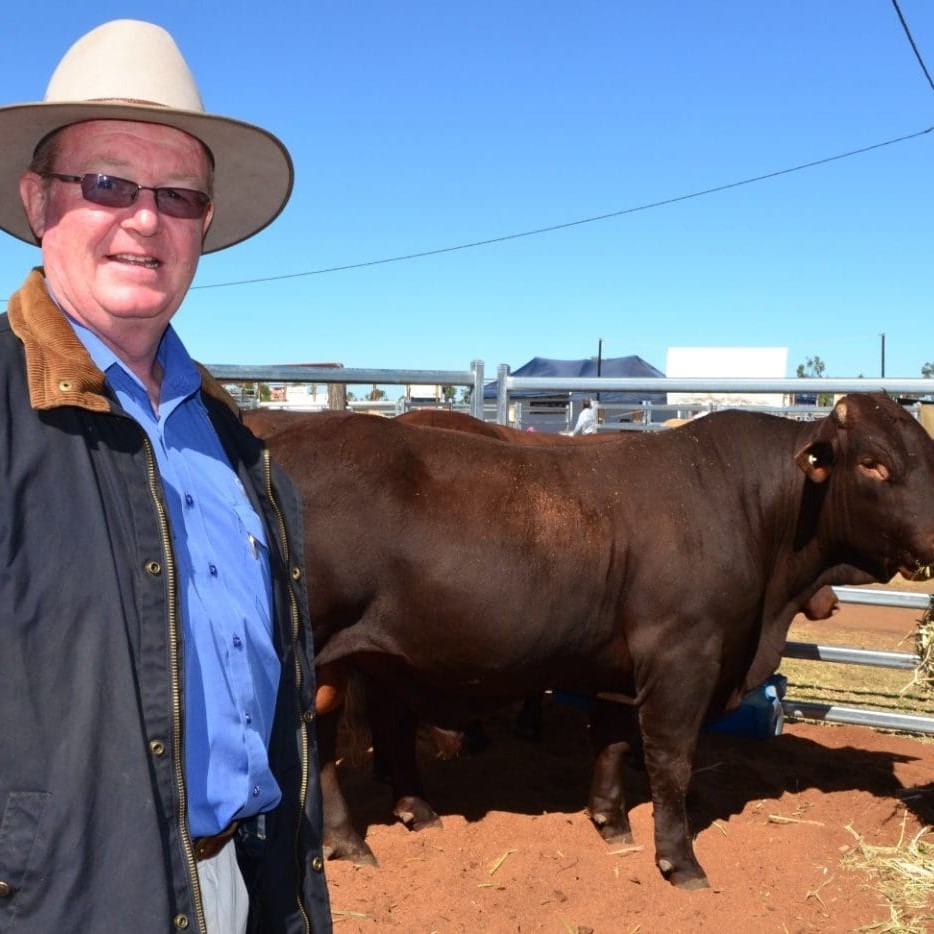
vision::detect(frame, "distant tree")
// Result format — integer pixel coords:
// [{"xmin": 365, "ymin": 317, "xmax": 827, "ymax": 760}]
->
[
  {"xmin": 441, "ymin": 385, "xmax": 457, "ymax": 404},
  {"xmin": 367, "ymin": 385, "xmax": 386, "ymax": 401},
  {"xmin": 460, "ymin": 386, "xmax": 474, "ymax": 405},
  {"xmin": 795, "ymin": 356, "xmax": 832, "ymax": 406},
  {"xmin": 258, "ymin": 382, "xmax": 272, "ymax": 402},
  {"xmin": 922, "ymin": 361, "xmax": 934, "ymax": 378},
  {"xmin": 795, "ymin": 356, "xmax": 826, "ymax": 378}
]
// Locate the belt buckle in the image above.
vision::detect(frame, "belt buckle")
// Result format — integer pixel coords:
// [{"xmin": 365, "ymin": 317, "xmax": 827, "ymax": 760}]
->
[{"xmin": 193, "ymin": 821, "xmax": 239, "ymax": 861}]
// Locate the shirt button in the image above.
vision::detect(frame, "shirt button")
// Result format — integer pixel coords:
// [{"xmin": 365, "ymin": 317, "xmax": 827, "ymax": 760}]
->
[
  {"xmin": 184, "ymin": 492, "xmax": 194, "ymax": 507},
  {"xmin": 209, "ymin": 564, "xmax": 218, "ymax": 577},
  {"xmin": 252, "ymin": 785, "xmax": 260, "ymax": 798},
  {"xmin": 233, "ymin": 634, "xmax": 243, "ymax": 649},
  {"xmin": 245, "ymin": 713, "xmax": 253, "ymax": 724}
]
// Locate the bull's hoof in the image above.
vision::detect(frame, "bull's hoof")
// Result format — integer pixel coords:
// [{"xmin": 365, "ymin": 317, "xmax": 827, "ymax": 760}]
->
[
  {"xmin": 599, "ymin": 825, "xmax": 634, "ymax": 845},
  {"xmin": 586, "ymin": 809, "xmax": 633, "ymax": 845},
  {"xmin": 657, "ymin": 858, "xmax": 709, "ymax": 889},
  {"xmin": 394, "ymin": 795, "xmax": 442, "ymax": 831},
  {"xmin": 675, "ymin": 875, "xmax": 710, "ymax": 891},
  {"xmin": 323, "ymin": 833, "xmax": 377, "ymax": 866}
]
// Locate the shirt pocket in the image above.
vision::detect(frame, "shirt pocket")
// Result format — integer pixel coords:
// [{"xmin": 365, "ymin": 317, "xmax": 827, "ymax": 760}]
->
[
  {"xmin": 0, "ymin": 791, "xmax": 51, "ymax": 930},
  {"xmin": 232, "ymin": 500, "xmax": 269, "ymax": 564},
  {"xmin": 231, "ymin": 501, "xmax": 274, "ymax": 626}
]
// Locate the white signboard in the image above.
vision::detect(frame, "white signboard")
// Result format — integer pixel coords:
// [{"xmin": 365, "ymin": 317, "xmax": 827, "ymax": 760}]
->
[{"xmin": 666, "ymin": 347, "xmax": 789, "ymax": 409}]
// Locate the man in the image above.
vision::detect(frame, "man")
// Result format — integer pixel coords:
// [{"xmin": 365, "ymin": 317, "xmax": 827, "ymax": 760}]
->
[
  {"xmin": 0, "ymin": 20, "xmax": 331, "ymax": 933},
  {"xmin": 570, "ymin": 397, "xmax": 598, "ymax": 435}
]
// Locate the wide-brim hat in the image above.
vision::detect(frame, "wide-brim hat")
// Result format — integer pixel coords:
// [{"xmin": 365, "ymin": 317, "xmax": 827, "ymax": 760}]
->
[{"xmin": 0, "ymin": 19, "xmax": 293, "ymax": 253}]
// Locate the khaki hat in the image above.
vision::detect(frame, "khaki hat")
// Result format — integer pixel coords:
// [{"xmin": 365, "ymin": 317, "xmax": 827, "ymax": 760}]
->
[{"xmin": 0, "ymin": 19, "xmax": 293, "ymax": 253}]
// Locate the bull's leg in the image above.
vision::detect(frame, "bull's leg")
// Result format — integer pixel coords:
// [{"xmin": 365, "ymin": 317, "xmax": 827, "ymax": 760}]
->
[
  {"xmin": 365, "ymin": 679, "xmax": 442, "ymax": 832},
  {"xmin": 585, "ymin": 697, "xmax": 637, "ymax": 844},
  {"xmin": 638, "ymin": 689, "xmax": 710, "ymax": 889},
  {"xmin": 316, "ymin": 706, "xmax": 377, "ymax": 865}
]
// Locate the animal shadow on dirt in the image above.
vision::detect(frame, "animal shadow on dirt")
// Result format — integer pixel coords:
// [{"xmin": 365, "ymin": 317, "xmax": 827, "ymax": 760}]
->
[{"xmin": 333, "ymin": 695, "xmax": 934, "ymax": 845}]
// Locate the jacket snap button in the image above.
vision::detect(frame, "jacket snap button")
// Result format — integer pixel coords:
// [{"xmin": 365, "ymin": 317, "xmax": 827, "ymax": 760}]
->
[
  {"xmin": 291, "ymin": 566, "xmax": 302, "ymax": 581},
  {"xmin": 173, "ymin": 914, "xmax": 189, "ymax": 929},
  {"xmin": 0, "ymin": 881, "xmax": 12, "ymax": 897},
  {"xmin": 58, "ymin": 379, "xmax": 73, "ymax": 392},
  {"xmin": 145, "ymin": 561, "xmax": 162, "ymax": 576},
  {"xmin": 311, "ymin": 856, "xmax": 324, "ymax": 872},
  {"xmin": 149, "ymin": 739, "xmax": 165, "ymax": 756}
]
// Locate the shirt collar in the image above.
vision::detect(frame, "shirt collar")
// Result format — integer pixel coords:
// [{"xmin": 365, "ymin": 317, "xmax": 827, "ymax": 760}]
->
[{"xmin": 61, "ymin": 310, "xmax": 201, "ymax": 407}]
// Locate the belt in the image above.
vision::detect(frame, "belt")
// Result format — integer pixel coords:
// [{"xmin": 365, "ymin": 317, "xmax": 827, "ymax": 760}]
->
[{"xmin": 192, "ymin": 821, "xmax": 240, "ymax": 862}]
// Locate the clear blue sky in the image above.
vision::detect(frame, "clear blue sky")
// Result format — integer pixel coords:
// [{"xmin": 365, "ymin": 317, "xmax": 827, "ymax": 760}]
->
[{"xmin": 2, "ymin": 2, "xmax": 933, "ymax": 381}]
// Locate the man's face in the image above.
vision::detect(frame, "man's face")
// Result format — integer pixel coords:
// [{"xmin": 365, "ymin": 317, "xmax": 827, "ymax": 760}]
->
[{"xmin": 19, "ymin": 120, "xmax": 214, "ymax": 342}]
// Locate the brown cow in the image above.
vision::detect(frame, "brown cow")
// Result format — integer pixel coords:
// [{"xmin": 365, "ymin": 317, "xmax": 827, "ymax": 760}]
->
[{"xmin": 263, "ymin": 393, "xmax": 934, "ymax": 889}]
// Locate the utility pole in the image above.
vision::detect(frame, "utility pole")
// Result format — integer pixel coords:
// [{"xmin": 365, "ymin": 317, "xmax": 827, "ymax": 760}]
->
[
  {"xmin": 880, "ymin": 332, "xmax": 886, "ymax": 378},
  {"xmin": 596, "ymin": 338, "xmax": 603, "ymax": 402}
]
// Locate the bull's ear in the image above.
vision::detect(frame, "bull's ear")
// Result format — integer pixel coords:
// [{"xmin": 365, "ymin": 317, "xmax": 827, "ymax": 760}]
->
[{"xmin": 795, "ymin": 440, "xmax": 834, "ymax": 483}]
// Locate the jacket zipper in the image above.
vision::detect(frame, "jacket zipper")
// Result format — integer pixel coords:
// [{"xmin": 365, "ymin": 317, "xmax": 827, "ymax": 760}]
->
[
  {"xmin": 262, "ymin": 448, "xmax": 313, "ymax": 932},
  {"xmin": 144, "ymin": 438, "xmax": 207, "ymax": 934}
]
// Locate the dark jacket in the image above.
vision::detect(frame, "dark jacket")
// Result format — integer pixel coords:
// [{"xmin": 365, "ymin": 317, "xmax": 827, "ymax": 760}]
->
[{"xmin": 0, "ymin": 269, "xmax": 331, "ymax": 933}]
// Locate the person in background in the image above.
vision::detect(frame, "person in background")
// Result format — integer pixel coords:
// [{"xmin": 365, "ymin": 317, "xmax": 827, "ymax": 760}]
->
[
  {"xmin": 0, "ymin": 20, "xmax": 331, "ymax": 933},
  {"xmin": 571, "ymin": 397, "xmax": 599, "ymax": 435}
]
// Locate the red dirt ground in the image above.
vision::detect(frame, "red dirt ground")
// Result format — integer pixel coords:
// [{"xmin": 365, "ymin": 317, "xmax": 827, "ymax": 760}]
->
[{"xmin": 323, "ymin": 597, "xmax": 934, "ymax": 932}]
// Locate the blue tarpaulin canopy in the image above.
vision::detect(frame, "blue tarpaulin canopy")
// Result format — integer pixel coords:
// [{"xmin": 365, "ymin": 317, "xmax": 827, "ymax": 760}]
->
[{"xmin": 484, "ymin": 355, "xmax": 666, "ymax": 405}]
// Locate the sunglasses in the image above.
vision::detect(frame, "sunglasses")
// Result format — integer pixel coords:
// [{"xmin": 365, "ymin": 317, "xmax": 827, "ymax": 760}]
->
[{"xmin": 42, "ymin": 173, "xmax": 211, "ymax": 220}]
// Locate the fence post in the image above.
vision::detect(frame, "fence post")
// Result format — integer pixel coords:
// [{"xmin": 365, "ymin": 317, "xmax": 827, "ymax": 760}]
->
[
  {"xmin": 496, "ymin": 364, "xmax": 510, "ymax": 425},
  {"xmin": 470, "ymin": 360, "xmax": 484, "ymax": 419}
]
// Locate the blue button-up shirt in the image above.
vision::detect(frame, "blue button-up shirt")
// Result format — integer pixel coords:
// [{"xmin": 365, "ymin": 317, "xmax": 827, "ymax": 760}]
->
[{"xmin": 68, "ymin": 317, "xmax": 282, "ymax": 837}]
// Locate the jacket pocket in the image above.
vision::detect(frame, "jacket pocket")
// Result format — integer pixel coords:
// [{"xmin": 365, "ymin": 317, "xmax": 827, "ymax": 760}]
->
[{"xmin": 0, "ymin": 792, "xmax": 51, "ymax": 931}]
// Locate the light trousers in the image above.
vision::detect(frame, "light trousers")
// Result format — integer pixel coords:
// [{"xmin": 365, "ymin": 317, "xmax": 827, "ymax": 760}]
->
[{"xmin": 195, "ymin": 840, "xmax": 249, "ymax": 934}]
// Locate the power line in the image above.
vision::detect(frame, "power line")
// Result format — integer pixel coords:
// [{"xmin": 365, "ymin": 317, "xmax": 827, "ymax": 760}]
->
[
  {"xmin": 2, "ymin": 125, "xmax": 931, "ymax": 311},
  {"xmin": 891, "ymin": 0, "xmax": 934, "ymax": 93},
  {"xmin": 190, "ymin": 126, "xmax": 934, "ymax": 292}
]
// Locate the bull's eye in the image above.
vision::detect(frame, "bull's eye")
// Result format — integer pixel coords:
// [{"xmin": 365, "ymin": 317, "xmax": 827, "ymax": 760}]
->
[{"xmin": 858, "ymin": 459, "xmax": 890, "ymax": 481}]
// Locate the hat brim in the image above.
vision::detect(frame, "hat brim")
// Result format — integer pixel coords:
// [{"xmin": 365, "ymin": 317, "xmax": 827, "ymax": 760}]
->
[{"xmin": 0, "ymin": 100, "xmax": 293, "ymax": 253}]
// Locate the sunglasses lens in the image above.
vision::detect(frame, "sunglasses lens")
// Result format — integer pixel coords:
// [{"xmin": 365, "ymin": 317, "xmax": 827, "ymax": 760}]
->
[
  {"xmin": 81, "ymin": 175, "xmax": 137, "ymax": 208},
  {"xmin": 155, "ymin": 188, "xmax": 211, "ymax": 219},
  {"xmin": 78, "ymin": 175, "xmax": 209, "ymax": 219}
]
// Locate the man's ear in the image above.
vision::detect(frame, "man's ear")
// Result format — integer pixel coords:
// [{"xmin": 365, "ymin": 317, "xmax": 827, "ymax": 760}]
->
[{"xmin": 19, "ymin": 172, "xmax": 49, "ymax": 240}]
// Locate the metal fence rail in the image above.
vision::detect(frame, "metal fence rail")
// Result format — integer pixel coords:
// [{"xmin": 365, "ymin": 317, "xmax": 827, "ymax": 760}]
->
[
  {"xmin": 782, "ymin": 585, "xmax": 934, "ymax": 735},
  {"xmin": 207, "ymin": 360, "xmax": 487, "ymax": 419}
]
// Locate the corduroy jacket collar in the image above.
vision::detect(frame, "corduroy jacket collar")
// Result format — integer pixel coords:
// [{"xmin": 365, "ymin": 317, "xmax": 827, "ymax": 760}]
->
[{"xmin": 7, "ymin": 267, "xmax": 237, "ymax": 416}]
